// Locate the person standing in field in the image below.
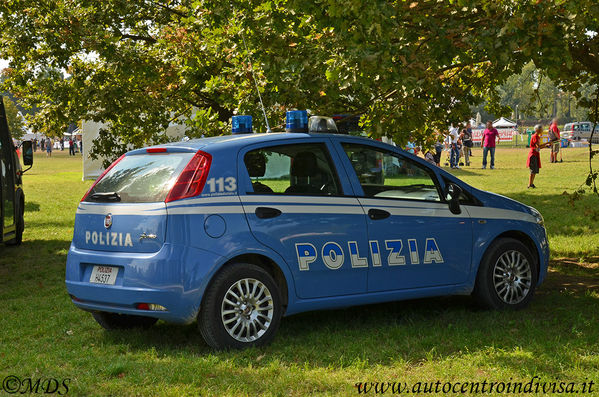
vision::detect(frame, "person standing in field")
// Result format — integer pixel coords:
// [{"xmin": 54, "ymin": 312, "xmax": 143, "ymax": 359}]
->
[
  {"xmin": 548, "ymin": 118, "xmax": 561, "ymax": 163},
  {"xmin": 424, "ymin": 147, "xmax": 436, "ymax": 165},
  {"xmin": 527, "ymin": 124, "xmax": 549, "ymax": 188},
  {"xmin": 460, "ymin": 126, "xmax": 472, "ymax": 166},
  {"xmin": 449, "ymin": 125, "xmax": 461, "ymax": 169},
  {"xmin": 482, "ymin": 121, "xmax": 499, "ymax": 169},
  {"xmin": 434, "ymin": 138, "xmax": 444, "ymax": 166},
  {"xmin": 465, "ymin": 121, "xmax": 474, "ymax": 158},
  {"xmin": 45, "ymin": 137, "xmax": 52, "ymax": 157}
]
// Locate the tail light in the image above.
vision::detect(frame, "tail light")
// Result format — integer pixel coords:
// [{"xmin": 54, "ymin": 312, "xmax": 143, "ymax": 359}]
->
[
  {"xmin": 165, "ymin": 150, "xmax": 212, "ymax": 202},
  {"xmin": 81, "ymin": 154, "xmax": 126, "ymax": 201},
  {"xmin": 136, "ymin": 303, "xmax": 167, "ymax": 311}
]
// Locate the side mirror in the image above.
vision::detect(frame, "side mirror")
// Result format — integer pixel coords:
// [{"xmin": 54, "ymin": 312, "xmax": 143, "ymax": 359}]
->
[
  {"xmin": 445, "ymin": 183, "xmax": 462, "ymax": 215},
  {"xmin": 22, "ymin": 140, "xmax": 34, "ymax": 168}
]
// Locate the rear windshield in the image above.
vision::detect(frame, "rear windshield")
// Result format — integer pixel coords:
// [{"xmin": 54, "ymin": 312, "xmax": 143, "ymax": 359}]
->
[{"xmin": 86, "ymin": 153, "xmax": 194, "ymax": 203}]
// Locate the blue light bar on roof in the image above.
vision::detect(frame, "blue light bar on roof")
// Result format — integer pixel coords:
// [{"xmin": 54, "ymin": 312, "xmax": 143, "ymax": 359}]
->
[
  {"xmin": 232, "ymin": 115, "xmax": 253, "ymax": 134},
  {"xmin": 285, "ymin": 110, "xmax": 308, "ymax": 133}
]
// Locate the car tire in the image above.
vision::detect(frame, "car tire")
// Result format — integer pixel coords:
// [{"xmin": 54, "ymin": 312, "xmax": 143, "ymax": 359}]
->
[
  {"xmin": 198, "ymin": 263, "xmax": 282, "ymax": 350},
  {"xmin": 472, "ymin": 238, "xmax": 538, "ymax": 310},
  {"xmin": 6, "ymin": 201, "xmax": 24, "ymax": 246},
  {"xmin": 91, "ymin": 311, "xmax": 158, "ymax": 330}
]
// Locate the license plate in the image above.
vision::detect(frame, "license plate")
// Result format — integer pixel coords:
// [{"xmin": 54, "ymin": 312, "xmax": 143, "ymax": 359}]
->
[{"xmin": 90, "ymin": 266, "xmax": 119, "ymax": 285}]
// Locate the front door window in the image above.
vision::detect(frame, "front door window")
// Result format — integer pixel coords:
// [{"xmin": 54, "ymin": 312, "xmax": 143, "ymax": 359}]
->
[{"xmin": 342, "ymin": 143, "xmax": 441, "ymax": 202}]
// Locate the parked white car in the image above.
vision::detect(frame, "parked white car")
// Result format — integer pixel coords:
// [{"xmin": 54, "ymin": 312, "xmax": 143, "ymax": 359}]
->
[{"xmin": 562, "ymin": 121, "xmax": 598, "ymax": 143}]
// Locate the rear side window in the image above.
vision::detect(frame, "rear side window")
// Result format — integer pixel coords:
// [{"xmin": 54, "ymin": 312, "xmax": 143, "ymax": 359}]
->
[
  {"xmin": 86, "ymin": 153, "xmax": 194, "ymax": 203},
  {"xmin": 244, "ymin": 143, "xmax": 341, "ymax": 196}
]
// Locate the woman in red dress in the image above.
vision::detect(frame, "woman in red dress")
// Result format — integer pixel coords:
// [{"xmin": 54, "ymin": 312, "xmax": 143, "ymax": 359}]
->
[{"xmin": 527, "ymin": 124, "xmax": 549, "ymax": 188}]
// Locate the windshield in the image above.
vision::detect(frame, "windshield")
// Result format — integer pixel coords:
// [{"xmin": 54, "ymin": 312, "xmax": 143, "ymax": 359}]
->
[{"xmin": 86, "ymin": 153, "xmax": 194, "ymax": 203}]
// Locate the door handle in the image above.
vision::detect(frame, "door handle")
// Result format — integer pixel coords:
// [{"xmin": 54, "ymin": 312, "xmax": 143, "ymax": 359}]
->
[
  {"xmin": 255, "ymin": 207, "xmax": 282, "ymax": 219},
  {"xmin": 368, "ymin": 208, "xmax": 390, "ymax": 220}
]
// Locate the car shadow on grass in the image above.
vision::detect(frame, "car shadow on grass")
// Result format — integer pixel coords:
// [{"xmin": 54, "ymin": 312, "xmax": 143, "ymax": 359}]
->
[
  {"xmin": 24, "ymin": 201, "xmax": 41, "ymax": 212},
  {"xmin": 0, "ymin": 240, "xmax": 69, "ymax": 298},
  {"xmin": 498, "ymin": 191, "xmax": 599, "ymax": 244},
  {"xmin": 0, "ymin": 239, "xmax": 69, "ymax": 265},
  {"xmin": 99, "ymin": 259, "xmax": 599, "ymax": 380}
]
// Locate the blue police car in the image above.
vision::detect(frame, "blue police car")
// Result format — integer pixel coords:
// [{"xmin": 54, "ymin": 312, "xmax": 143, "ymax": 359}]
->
[{"xmin": 66, "ymin": 112, "xmax": 548, "ymax": 349}]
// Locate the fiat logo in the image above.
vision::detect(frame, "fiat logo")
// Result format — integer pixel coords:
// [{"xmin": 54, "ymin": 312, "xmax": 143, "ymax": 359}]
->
[{"xmin": 104, "ymin": 213, "xmax": 113, "ymax": 229}]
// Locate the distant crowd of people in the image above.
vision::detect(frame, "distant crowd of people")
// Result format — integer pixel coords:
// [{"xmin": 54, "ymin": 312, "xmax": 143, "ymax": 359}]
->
[
  {"xmin": 33, "ymin": 137, "xmax": 82, "ymax": 157},
  {"xmin": 444, "ymin": 121, "xmax": 500, "ymax": 170},
  {"xmin": 407, "ymin": 118, "xmax": 563, "ymax": 189},
  {"xmin": 409, "ymin": 121, "xmax": 500, "ymax": 170}
]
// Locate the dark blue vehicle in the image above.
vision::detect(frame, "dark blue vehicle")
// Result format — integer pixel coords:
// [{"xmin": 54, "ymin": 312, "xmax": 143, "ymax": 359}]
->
[
  {"xmin": 0, "ymin": 96, "xmax": 33, "ymax": 246},
  {"xmin": 66, "ymin": 121, "xmax": 548, "ymax": 349}
]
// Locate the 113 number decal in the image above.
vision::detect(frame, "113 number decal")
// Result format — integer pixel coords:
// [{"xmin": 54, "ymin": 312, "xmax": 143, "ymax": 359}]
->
[{"xmin": 206, "ymin": 177, "xmax": 237, "ymax": 193}]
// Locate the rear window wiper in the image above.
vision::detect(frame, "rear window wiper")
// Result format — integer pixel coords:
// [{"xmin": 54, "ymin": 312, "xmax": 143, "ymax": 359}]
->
[{"xmin": 89, "ymin": 192, "xmax": 121, "ymax": 202}]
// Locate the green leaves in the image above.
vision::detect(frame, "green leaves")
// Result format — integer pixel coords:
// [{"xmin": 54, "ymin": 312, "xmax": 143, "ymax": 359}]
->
[
  {"xmin": 3, "ymin": 96, "xmax": 27, "ymax": 139},
  {"xmin": 0, "ymin": 0, "xmax": 598, "ymax": 162}
]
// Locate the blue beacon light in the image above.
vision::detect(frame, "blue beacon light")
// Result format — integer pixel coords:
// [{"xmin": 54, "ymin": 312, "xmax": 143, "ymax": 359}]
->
[
  {"xmin": 232, "ymin": 115, "xmax": 253, "ymax": 134},
  {"xmin": 286, "ymin": 110, "xmax": 308, "ymax": 133}
]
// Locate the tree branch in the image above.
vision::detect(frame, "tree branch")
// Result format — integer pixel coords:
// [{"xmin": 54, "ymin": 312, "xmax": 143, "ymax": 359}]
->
[
  {"xmin": 438, "ymin": 58, "xmax": 490, "ymax": 73},
  {"xmin": 568, "ymin": 42, "xmax": 599, "ymax": 76},
  {"xmin": 187, "ymin": 91, "xmax": 234, "ymax": 122},
  {"xmin": 120, "ymin": 34, "xmax": 157, "ymax": 44},
  {"xmin": 149, "ymin": 0, "xmax": 189, "ymax": 18}
]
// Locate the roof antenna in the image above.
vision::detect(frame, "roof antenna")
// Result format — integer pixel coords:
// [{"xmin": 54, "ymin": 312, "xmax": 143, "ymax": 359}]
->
[{"xmin": 240, "ymin": 31, "xmax": 271, "ymax": 133}]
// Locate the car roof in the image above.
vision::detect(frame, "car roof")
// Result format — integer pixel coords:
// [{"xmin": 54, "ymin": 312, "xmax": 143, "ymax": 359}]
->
[{"xmin": 139, "ymin": 132, "xmax": 381, "ymax": 153}]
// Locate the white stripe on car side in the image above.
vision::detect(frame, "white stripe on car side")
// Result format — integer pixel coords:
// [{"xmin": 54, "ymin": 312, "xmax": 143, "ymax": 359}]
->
[
  {"xmin": 167, "ymin": 205, "xmax": 246, "ymax": 215},
  {"xmin": 240, "ymin": 195, "xmax": 360, "ymax": 205},
  {"xmin": 169, "ymin": 196, "xmax": 242, "ymax": 206},
  {"xmin": 77, "ymin": 202, "xmax": 167, "ymax": 216},
  {"xmin": 242, "ymin": 205, "xmax": 365, "ymax": 215},
  {"xmin": 78, "ymin": 196, "xmax": 537, "ymax": 223},
  {"xmin": 358, "ymin": 198, "xmax": 448, "ymax": 210},
  {"xmin": 360, "ymin": 199, "xmax": 536, "ymax": 223},
  {"xmin": 464, "ymin": 206, "xmax": 536, "ymax": 223},
  {"xmin": 358, "ymin": 198, "xmax": 463, "ymax": 218}
]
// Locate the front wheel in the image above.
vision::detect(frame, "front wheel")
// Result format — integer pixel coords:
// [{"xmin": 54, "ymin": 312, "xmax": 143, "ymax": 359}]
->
[
  {"xmin": 473, "ymin": 238, "xmax": 538, "ymax": 310},
  {"xmin": 198, "ymin": 263, "xmax": 282, "ymax": 350},
  {"xmin": 5, "ymin": 202, "xmax": 24, "ymax": 246}
]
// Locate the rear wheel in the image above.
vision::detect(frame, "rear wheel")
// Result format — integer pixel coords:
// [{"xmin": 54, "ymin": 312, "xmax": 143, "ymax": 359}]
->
[
  {"xmin": 92, "ymin": 311, "xmax": 158, "ymax": 330},
  {"xmin": 198, "ymin": 263, "xmax": 282, "ymax": 350},
  {"xmin": 473, "ymin": 238, "xmax": 538, "ymax": 310}
]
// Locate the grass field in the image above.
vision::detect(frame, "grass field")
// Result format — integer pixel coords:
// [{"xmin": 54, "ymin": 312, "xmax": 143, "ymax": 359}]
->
[{"xmin": 0, "ymin": 147, "xmax": 598, "ymax": 396}]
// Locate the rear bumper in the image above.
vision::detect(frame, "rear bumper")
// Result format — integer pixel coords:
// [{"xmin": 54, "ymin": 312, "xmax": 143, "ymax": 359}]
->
[
  {"xmin": 65, "ymin": 242, "xmax": 221, "ymax": 324},
  {"xmin": 67, "ymin": 284, "xmax": 187, "ymax": 322}
]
